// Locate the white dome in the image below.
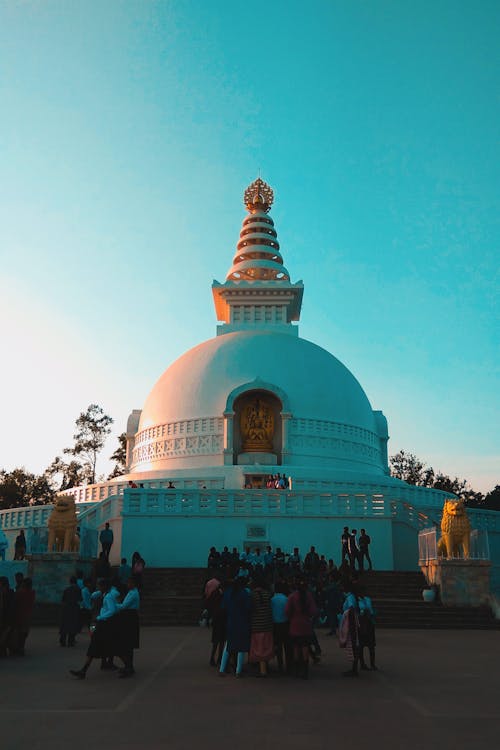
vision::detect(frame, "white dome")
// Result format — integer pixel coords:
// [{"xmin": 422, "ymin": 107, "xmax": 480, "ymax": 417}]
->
[
  {"xmin": 131, "ymin": 331, "xmax": 385, "ymax": 475},
  {"xmin": 139, "ymin": 331, "xmax": 375, "ymax": 430}
]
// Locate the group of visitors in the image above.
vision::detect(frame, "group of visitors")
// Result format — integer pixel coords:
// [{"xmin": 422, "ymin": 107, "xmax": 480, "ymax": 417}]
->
[
  {"xmin": 207, "ymin": 538, "xmax": 374, "ymax": 581},
  {"xmin": 265, "ymin": 474, "xmax": 290, "ymax": 489},
  {"xmin": 205, "ymin": 574, "xmax": 319, "ymax": 679},
  {"xmin": 0, "ymin": 572, "xmax": 36, "ymax": 657},
  {"xmin": 203, "ymin": 561, "xmax": 377, "ymax": 679},
  {"xmin": 341, "ymin": 527, "xmax": 373, "ymax": 572},
  {"xmin": 64, "ymin": 562, "xmax": 142, "ymax": 680}
]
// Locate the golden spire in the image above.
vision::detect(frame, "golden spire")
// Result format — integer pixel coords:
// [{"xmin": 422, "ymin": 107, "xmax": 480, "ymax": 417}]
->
[{"xmin": 244, "ymin": 177, "xmax": 274, "ymax": 213}]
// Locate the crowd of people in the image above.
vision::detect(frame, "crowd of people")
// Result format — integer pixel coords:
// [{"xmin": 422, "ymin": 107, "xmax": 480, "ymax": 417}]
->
[
  {"xmin": 0, "ymin": 544, "xmax": 146, "ymax": 679},
  {"xmin": 2, "ymin": 528, "xmax": 377, "ymax": 681},
  {"xmin": 203, "ymin": 539, "xmax": 377, "ymax": 679}
]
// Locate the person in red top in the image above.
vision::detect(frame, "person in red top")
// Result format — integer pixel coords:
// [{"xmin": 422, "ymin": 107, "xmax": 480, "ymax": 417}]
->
[{"xmin": 285, "ymin": 577, "xmax": 318, "ymax": 679}]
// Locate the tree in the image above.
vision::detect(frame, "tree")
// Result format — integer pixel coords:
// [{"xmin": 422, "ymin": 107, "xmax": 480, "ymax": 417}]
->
[
  {"xmin": 0, "ymin": 468, "xmax": 54, "ymax": 510},
  {"xmin": 45, "ymin": 456, "xmax": 92, "ymax": 491},
  {"xmin": 108, "ymin": 432, "xmax": 127, "ymax": 479},
  {"xmin": 390, "ymin": 449, "xmax": 487, "ymax": 507},
  {"xmin": 482, "ymin": 485, "xmax": 500, "ymax": 511},
  {"xmin": 389, "ymin": 450, "xmax": 435, "ymax": 487},
  {"xmin": 64, "ymin": 404, "xmax": 113, "ymax": 485}
]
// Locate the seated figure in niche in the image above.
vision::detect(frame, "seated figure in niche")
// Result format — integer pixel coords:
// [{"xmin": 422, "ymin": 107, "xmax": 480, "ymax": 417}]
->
[{"xmin": 241, "ymin": 398, "xmax": 274, "ymax": 453}]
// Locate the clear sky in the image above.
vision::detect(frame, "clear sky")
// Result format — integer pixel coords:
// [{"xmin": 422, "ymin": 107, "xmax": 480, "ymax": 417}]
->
[{"xmin": 0, "ymin": 1, "xmax": 498, "ymax": 492}]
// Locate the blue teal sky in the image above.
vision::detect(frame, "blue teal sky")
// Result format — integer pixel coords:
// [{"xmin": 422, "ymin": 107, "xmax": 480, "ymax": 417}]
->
[{"xmin": 1, "ymin": 1, "xmax": 498, "ymax": 491}]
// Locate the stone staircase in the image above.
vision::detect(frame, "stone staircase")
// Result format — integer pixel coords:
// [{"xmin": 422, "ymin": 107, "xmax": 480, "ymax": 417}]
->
[
  {"xmin": 138, "ymin": 568, "xmax": 498, "ymax": 629},
  {"xmin": 32, "ymin": 568, "xmax": 499, "ymax": 629},
  {"xmin": 363, "ymin": 571, "xmax": 497, "ymax": 629}
]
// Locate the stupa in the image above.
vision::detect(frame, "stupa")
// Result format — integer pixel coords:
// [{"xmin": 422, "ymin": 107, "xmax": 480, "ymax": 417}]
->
[
  {"xmin": 126, "ymin": 178, "xmax": 390, "ymax": 487},
  {"xmin": 1, "ymin": 179, "xmax": 475, "ymax": 570}
]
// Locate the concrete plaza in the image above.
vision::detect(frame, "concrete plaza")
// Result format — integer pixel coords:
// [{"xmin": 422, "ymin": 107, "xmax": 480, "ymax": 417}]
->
[{"xmin": 1, "ymin": 626, "xmax": 498, "ymax": 750}]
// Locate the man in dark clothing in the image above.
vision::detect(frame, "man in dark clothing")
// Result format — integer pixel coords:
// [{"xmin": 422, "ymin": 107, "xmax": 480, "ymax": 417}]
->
[
  {"xmin": 341, "ymin": 527, "xmax": 350, "ymax": 565},
  {"xmin": 324, "ymin": 577, "xmax": 343, "ymax": 635},
  {"xmin": 0, "ymin": 576, "xmax": 15, "ymax": 656},
  {"xmin": 60, "ymin": 576, "xmax": 82, "ymax": 647},
  {"xmin": 99, "ymin": 523, "xmax": 114, "ymax": 560},
  {"xmin": 349, "ymin": 529, "xmax": 360, "ymax": 571},
  {"xmin": 359, "ymin": 529, "xmax": 373, "ymax": 571},
  {"xmin": 304, "ymin": 546, "xmax": 320, "ymax": 576},
  {"xmin": 14, "ymin": 530, "xmax": 27, "ymax": 560}
]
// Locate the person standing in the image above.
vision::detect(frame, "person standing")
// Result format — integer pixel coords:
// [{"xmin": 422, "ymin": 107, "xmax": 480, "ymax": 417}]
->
[
  {"xmin": 118, "ymin": 558, "xmax": 132, "ymax": 589},
  {"xmin": 358, "ymin": 587, "xmax": 377, "ymax": 671},
  {"xmin": 69, "ymin": 579, "xmax": 118, "ymax": 679},
  {"xmin": 339, "ymin": 583, "xmax": 361, "ymax": 677},
  {"xmin": 341, "ymin": 527, "xmax": 350, "ymax": 565},
  {"xmin": 359, "ymin": 529, "xmax": 373, "ymax": 571},
  {"xmin": 131, "ymin": 552, "xmax": 145, "ymax": 589},
  {"xmin": 206, "ymin": 580, "xmax": 226, "ymax": 667},
  {"xmin": 271, "ymin": 582, "xmax": 291, "ymax": 674},
  {"xmin": 324, "ymin": 575, "xmax": 343, "ymax": 635},
  {"xmin": 12, "ymin": 578, "xmax": 35, "ymax": 655},
  {"xmin": 0, "ymin": 528, "xmax": 8, "ymax": 561},
  {"xmin": 249, "ymin": 577, "xmax": 274, "ymax": 678},
  {"xmin": 348, "ymin": 529, "xmax": 360, "ymax": 571},
  {"xmin": 304, "ymin": 546, "xmax": 320, "ymax": 578},
  {"xmin": 0, "ymin": 576, "xmax": 15, "ymax": 657},
  {"xmin": 60, "ymin": 576, "xmax": 82, "ymax": 647},
  {"xmin": 219, "ymin": 577, "xmax": 251, "ymax": 677},
  {"xmin": 99, "ymin": 523, "xmax": 114, "ymax": 560},
  {"xmin": 115, "ymin": 577, "xmax": 140, "ymax": 678},
  {"xmin": 80, "ymin": 578, "xmax": 93, "ymax": 632},
  {"xmin": 285, "ymin": 577, "xmax": 318, "ymax": 679},
  {"xmin": 14, "ymin": 530, "xmax": 26, "ymax": 561}
]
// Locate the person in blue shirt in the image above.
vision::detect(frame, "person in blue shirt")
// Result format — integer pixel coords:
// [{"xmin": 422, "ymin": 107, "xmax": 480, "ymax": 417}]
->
[
  {"xmin": 358, "ymin": 587, "xmax": 377, "ymax": 671},
  {"xmin": 271, "ymin": 582, "xmax": 291, "ymax": 673},
  {"xmin": 79, "ymin": 578, "xmax": 93, "ymax": 632},
  {"xmin": 263, "ymin": 546, "xmax": 274, "ymax": 574},
  {"xmin": 118, "ymin": 558, "xmax": 132, "ymax": 588}
]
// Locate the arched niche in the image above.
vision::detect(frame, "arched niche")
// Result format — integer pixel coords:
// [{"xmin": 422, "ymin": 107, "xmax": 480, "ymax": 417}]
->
[{"xmin": 232, "ymin": 389, "xmax": 283, "ymax": 466}]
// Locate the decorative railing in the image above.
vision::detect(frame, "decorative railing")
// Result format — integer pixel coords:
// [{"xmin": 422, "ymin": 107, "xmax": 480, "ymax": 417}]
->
[
  {"xmin": 120, "ymin": 488, "xmax": 431, "ymax": 529},
  {"xmin": 2, "ymin": 488, "xmax": 499, "ymax": 540},
  {"xmin": 0, "ymin": 502, "xmax": 99, "ymax": 531},
  {"xmin": 58, "ymin": 477, "xmax": 227, "ymax": 504},
  {"xmin": 418, "ymin": 526, "xmax": 490, "ymax": 562}
]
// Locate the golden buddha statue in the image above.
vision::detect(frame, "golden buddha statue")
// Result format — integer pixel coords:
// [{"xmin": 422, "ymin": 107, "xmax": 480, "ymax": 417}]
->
[{"xmin": 241, "ymin": 397, "xmax": 274, "ymax": 452}]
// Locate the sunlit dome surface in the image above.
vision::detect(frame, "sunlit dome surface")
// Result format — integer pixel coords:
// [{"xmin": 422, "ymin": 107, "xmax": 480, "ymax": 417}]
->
[{"xmin": 139, "ymin": 330, "xmax": 376, "ymax": 430}]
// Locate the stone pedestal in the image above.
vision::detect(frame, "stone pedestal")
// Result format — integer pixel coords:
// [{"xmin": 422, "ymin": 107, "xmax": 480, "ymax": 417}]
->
[
  {"xmin": 26, "ymin": 554, "xmax": 94, "ymax": 604},
  {"xmin": 420, "ymin": 559, "xmax": 491, "ymax": 607}
]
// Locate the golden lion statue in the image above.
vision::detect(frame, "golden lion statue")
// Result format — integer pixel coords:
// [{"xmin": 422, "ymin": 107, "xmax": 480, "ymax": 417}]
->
[
  {"xmin": 47, "ymin": 495, "xmax": 79, "ymax": 553},
  {"xmin": 437, "ymin": 498, "xmax": 471, "ymax": 559}
]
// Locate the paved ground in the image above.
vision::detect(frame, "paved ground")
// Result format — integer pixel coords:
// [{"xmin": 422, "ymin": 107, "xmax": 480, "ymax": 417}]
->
[{"xmin": 1, "ymin": 627, "xmax": 499, "ymax": 750}]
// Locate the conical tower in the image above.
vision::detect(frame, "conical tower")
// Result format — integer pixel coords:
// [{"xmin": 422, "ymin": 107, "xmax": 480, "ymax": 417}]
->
[{"xmin": 212, "ymin": 178, "xmax": 304, "ymax": 336}]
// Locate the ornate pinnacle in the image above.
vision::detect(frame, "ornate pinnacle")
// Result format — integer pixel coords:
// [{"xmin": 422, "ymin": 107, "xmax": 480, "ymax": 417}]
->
[{"xmin": 244, "ymin": 177, "xmax": 274, "ymax": 213}]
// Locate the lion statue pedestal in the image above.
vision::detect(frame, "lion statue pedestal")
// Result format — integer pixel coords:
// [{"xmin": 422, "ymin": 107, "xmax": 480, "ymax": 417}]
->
[
  {"xmin": 437, "ymin": 499, "xmax": 471, "ymax": 559},
  {"xmin": 47, "ymin": 496, "xmax": 79, "ymax": 553},
  {"xmin": 420, "ymin": 498, "xmax": 491, "ymax": 607}
]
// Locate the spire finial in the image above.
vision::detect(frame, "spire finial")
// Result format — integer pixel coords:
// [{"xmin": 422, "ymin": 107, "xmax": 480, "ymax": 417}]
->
[{"xmin": 244, "ymin": 177, "xmax": 274, "ymax": 213}]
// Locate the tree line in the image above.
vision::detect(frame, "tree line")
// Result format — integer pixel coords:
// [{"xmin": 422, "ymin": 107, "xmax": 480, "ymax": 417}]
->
[
  {"xmin": 0, "ymin": 414, "xmax": 498, "ymax": 511},
  {"xmin": 389, "ymin": 450, "xmax": 499, "ymax": 511},
  {"xmin": 0, "ymin": 404, "xmax": 126, "ymax": 510}
]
